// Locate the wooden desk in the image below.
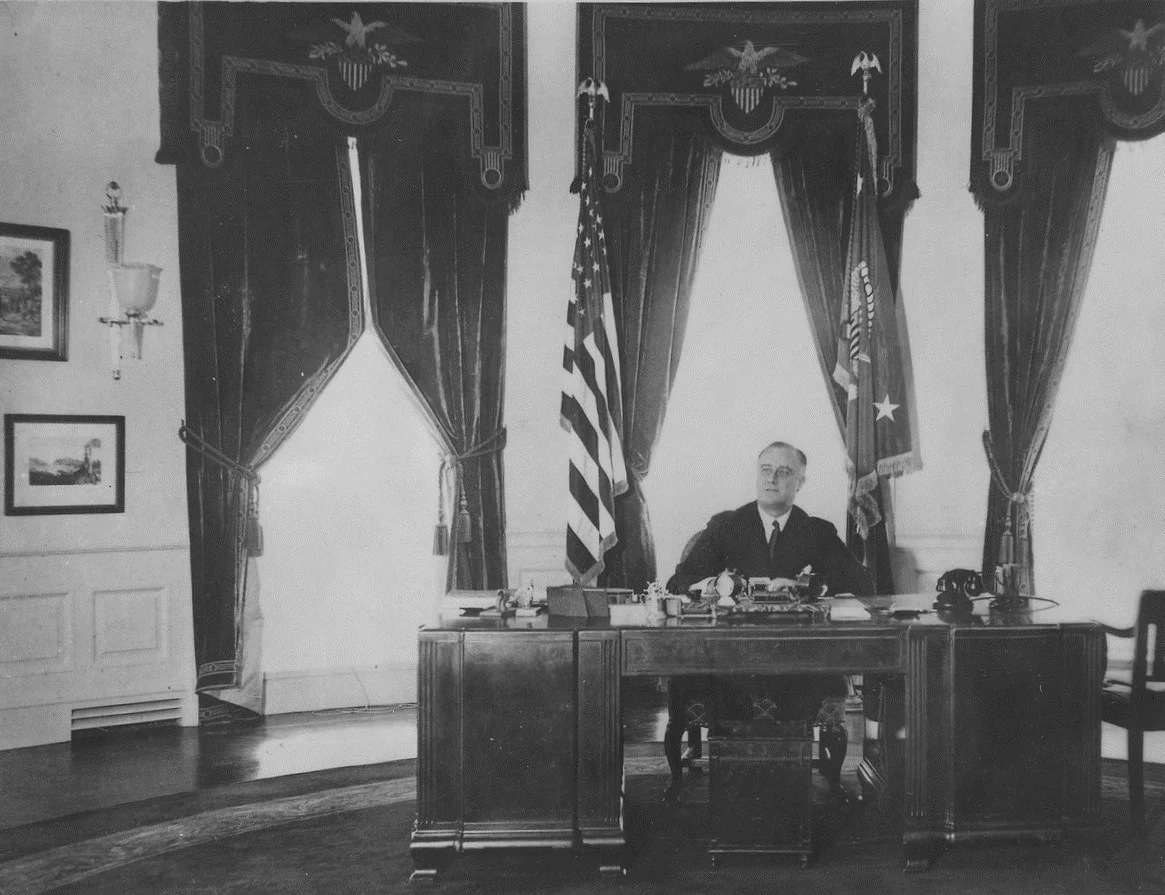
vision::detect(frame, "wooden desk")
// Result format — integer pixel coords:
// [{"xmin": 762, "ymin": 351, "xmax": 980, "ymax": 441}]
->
[{"xmin": 411, "ymin": 595, "xmax": 1103, "ymax": 880}]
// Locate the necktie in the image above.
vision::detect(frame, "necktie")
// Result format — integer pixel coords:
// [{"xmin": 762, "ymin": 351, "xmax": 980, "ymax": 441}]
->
[{"xmin": 768, "ymin": 519, "xmax": 780, "ymax": 563}]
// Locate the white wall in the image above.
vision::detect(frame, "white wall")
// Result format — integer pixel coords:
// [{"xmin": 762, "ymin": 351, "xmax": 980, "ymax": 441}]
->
[{"xmin": 0, "ymin": 1, "xmax": 195, "ymax": 748}]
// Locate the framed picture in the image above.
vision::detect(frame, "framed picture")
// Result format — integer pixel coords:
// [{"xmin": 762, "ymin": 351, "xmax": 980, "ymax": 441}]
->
[
  {"xmin": 4, "ymin": 414, "xmax": 125, "ymax": 515},
  {"xmin": 0, "ymin": 223, "xmax": 70, "ymax": 361}
]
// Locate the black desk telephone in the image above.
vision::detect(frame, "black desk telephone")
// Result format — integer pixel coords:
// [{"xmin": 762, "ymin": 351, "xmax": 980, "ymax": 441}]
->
[{"xmin": 934, "ymin": 569, "xmax": 984, "ymax": 611}]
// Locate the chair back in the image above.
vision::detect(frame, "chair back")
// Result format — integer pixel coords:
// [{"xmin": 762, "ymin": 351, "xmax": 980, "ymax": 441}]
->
[
  {"xmin": 1134, "ymin": 590, "xmax": 1165, "ymax": 687},
  {"xmin": 677, "ymin": 511, "xmax": 735, "ymax": 564}
]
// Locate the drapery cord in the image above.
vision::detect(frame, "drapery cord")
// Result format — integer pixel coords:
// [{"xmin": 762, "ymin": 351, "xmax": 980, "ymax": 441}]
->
[
  {"xmin": 178, "ymin": 421, "xmax": 260, "ymax": 483},
  {"xmin": 179, "ymin": 421, "xmax": 264, "ymax": 555},
  {"xmin": 434, "ymin": 428, "xmax": 508, "ymax": 554},
  {"xmin": 981, "ymin": 429, "xmax": 1032, "ymax": 567},
  {"xmin": 857, "ymin": 96, "xmax": 879, "ymax": 175}
]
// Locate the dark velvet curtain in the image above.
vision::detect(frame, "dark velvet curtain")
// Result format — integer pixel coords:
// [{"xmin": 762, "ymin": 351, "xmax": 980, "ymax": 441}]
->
[
  {"xmin": 770, "ymin": 113, "xmax": 915, "ymax": 594},
  {"xmin": 980, "ymin": 101, "xmax": 1115, "ymax": 589},
  {"xmin": 360, "ymin": 110, "xmax": 510, "ymax": 590},
  {"xmin": 178, "ymin": 84, "xmax": 363, "ymax": 691},
  {"xmin": 598, "ymin": 115, "xmax": 723, "ymax": 592}
]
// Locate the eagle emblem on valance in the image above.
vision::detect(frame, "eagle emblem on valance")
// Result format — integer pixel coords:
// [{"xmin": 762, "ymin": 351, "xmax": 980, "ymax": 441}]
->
[
  {"xmin": 685, "ymin": 40, "xmax": 810, "ymax": 113},
  {"xmin": 301, "ymin": 11, "xmax": 422, "ymax": 93},
  {"xmin": 1078, "ymin": 19, "xmax": 1165, "ymax": 97}
]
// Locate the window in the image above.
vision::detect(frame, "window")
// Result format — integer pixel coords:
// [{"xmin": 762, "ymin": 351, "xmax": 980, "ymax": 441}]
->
[
  {"xmin": 643, "ymin": 157, "xmax": 848, "ymax": 581},
  {"xmin": 1034, "ymin": 137, "xmax": 1165, "ymax": 622}
]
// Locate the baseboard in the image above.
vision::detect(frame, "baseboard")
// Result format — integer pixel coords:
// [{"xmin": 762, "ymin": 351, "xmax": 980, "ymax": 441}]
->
[
  {"xmin": 0, "ymin": 690, "xmax": 198, "ymax": 751},
  {"xmin": 262, "ymin": 663, "xmax": 416, "ymax": 715}
]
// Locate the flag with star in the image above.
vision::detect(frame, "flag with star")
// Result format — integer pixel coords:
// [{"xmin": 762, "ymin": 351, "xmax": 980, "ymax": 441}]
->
[
  {"xmin": 832, "ymin": 101, "xmax": 921, "ymax": 540},
  {"xmin": 560, "ymin": 109, "xmax": 628, "ymax": 585}
]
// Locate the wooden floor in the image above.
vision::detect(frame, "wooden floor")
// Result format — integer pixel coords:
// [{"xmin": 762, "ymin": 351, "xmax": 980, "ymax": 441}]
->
[
  {"xmin": 0, "ymin": 693, "xmax": 675, "ymax": 831},
  {"xmin": 3, "ymin": 694, "xmax": 1163, "ymax": 895},
  {"xmin": 0, "ymin": 689, "xmax": 1135, "ymax": 834}
]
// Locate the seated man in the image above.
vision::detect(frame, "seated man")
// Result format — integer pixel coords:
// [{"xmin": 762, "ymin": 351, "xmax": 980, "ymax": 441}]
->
[{"xmin": 664, "ymin": 441, "xmax": 874, "ymax": 788}]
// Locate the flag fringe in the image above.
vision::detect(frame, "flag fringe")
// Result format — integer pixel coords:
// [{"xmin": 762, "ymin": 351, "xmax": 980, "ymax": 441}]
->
[
  {"xmin": 566, "ymin": 557, "xmax": 602, "ymax": 587},
  {"xmin": 844, "ymin": 451, "xmax": 922, "ymax": 479},
  {"xmin": 876, "ymin": 453, "xmax": 923, "ymax": 478}
]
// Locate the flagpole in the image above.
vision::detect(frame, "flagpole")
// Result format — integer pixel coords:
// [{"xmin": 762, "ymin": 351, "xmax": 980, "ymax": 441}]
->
[{"xmin": 562, "ymin": 77, "xmax": 626, "ymax": 587}]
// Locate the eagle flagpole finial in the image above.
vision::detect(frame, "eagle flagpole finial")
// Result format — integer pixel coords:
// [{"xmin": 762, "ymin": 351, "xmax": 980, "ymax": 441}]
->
[
  {"xmin": 577, "ymin": 78, "xmax": 609, "ymax": 120},
  {"xmin": 851, "ymin": 51, "xmax": 882, "ymax": 96}
]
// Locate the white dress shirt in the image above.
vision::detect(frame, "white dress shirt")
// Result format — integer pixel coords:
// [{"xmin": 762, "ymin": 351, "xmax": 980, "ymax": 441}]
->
[{"xmin": 758, "ymin": 505, "xmax": 792, "ymax": 539}]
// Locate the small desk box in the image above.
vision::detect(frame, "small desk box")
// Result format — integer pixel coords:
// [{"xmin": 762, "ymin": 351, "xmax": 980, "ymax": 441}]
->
[
  {"xmin": 546, "ymin": 586, "xmax": 633, "ymax": 619},
  {"xmin": 708, "ymin": 721, "xmax": 814, "ymax": 866}
]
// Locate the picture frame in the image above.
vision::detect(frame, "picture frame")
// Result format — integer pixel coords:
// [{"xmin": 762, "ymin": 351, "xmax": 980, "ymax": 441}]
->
[
  {"xmin": 4, "ymin": 414, "xmax": 125, "ymax": 515},
  {"xmin": 0, "ymin": 223, "xmax": 70, "ymax": 361}
]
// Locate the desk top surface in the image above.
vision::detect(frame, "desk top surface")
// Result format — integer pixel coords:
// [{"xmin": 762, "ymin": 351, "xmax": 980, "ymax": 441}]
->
[{"xmin": 424, "ymin": 592, "xmax": 1101, "ymax": 633}]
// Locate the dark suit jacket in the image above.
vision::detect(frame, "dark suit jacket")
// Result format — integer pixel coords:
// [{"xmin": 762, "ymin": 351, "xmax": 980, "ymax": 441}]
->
[{"xmin": 666, "ymin": 502, "xmax": 875, "ymax": 597}]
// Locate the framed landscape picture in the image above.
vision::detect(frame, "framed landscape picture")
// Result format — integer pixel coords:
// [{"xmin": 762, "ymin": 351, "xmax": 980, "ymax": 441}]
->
[
  {"xmin": 4, "ymin": 415, "xmax": 125, "ymax": 515},
  {"xmin": 0, "ymin": 223, "xmax": 69, "ymax": 361}
]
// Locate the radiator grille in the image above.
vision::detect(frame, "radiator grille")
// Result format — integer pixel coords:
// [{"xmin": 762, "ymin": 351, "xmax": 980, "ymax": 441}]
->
[{"xmin": 71, "ymin": 697, "xmax": 183, "ymax": 732}]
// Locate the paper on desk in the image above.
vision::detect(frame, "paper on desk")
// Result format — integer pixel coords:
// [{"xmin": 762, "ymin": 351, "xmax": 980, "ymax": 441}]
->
[
  {"xmin": 446, "ymin": 589, "xmax": 503, "ymax": 609},
  {"xmin": 828, "ymin": 598, "xmax": 871, "ymax": 621}
]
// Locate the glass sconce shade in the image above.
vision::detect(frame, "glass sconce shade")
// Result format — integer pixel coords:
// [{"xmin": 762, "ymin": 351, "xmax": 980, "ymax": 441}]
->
[{"xmin": 107, "ymin": 263, "xmax": 162, "ymax": 316}]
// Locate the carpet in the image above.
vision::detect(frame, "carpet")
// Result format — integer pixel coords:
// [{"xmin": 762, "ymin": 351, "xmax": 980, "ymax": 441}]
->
[{"xmin": 2, "ymin": 754, "xmax": 1164, "ymax": 895}]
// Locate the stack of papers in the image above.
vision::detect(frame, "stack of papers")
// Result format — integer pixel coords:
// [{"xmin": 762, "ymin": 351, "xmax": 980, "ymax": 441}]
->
[{"xmin": 829, "ymin": 598, "xmax": 871, "ymax": 621}]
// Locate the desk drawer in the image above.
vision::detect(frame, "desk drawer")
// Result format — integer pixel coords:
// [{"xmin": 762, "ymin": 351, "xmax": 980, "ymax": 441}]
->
[{"xmin": 621, "ymin": 630, "xmax": 903, "ymax": 675}]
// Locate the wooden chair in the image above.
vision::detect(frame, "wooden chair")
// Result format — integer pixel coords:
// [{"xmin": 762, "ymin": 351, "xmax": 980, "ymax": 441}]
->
[{"xmin": 1101, "ymin": 589, "xmax": 1165, "ymax": 835}]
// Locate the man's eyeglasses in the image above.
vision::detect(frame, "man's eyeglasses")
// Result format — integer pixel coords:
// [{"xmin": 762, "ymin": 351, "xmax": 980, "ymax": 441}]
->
[{"xmin": 758, "ymin": 466, "xmax": 798, "ymax": 482}]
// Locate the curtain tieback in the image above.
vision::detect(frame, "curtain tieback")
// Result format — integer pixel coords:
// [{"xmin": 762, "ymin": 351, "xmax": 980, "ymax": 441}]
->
[
  {"xmin": 434, "ymin": 428, "xmax": 508, "ymax": 555},
  {"xmin": 179, "ymin": 421, "xmax": 264, "ymax": 555},
  {"xmin": 981, "ymin": 430, "xmax": 1033, "ymax": 567}
]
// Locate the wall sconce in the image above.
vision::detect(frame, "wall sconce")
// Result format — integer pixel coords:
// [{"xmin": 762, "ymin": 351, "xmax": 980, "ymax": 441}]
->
[{"xmin": 98, "ymin": 182, "xmax": 163, "ymax": 379}]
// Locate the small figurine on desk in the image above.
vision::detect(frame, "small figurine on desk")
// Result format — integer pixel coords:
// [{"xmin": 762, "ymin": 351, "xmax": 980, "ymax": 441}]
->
[
  {"xmin": 711, "ymin": 569, "xmax": 746, "ymax": 606},
  {"xmin": 644, "ymin": 580, "xmax": 668, "ymax": 620},
  {"xmin": 793, "ymin": 565, "xmax": 826, "ymax": 602},
  {"xmin": 513, "ymin": 580, "xmax": 540, "ymax": 616},
  {"xmin": 495, "ymin": 580, "xmax": 539, "ymax": 616}
]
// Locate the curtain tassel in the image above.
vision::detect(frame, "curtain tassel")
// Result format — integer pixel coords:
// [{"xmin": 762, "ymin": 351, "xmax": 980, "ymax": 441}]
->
[
  {"xmin": 999, "ymin": 512, "xmax": 1014, "ymax": 565},
  {"xmin": 244, "ymin": 517, "xmax": 264, "ymax": 556},
  {"xmin": 433, "ymin": 460, "xmax": 450, "ymax": 556},
  {"xmin": 242, "ymin": 481, "xmax": 263, "ymax": 556},
  {"xmin": 456, "ymin": 491, "xmax": 472, "ymax": 544},
  {"xmin": 433, "ymin": 523, "xmax": 450, "ymax": 556}
]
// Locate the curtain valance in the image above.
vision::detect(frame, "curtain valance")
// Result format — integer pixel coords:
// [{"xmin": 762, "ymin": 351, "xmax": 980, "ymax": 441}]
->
[
  {"xmin": 578, "ymin": 2, "xmax": 918, "ymax": 207},
  {"xmin": 970, "ymin": 0, "xmax": 1165, "ymax": 203},
  {"xmin": 157, "ymin": 1, "xmax": 527, "ymax": 209}
]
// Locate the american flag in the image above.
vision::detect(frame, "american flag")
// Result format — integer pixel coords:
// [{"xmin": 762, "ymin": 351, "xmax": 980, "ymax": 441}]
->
[
  {"xmin": 560, "ymin": 117, "xmax": 627, "ymax": 585},
  {"xmin": 832, "ymin": 102, "xmax": 920, "ymax": 539}
]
